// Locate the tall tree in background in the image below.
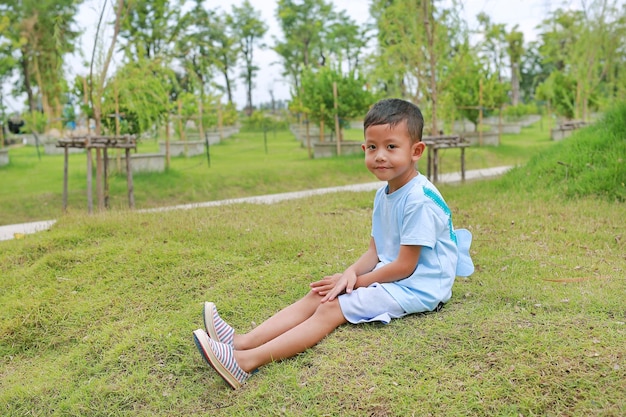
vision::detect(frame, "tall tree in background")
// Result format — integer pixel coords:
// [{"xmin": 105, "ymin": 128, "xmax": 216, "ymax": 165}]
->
[
  {"xmin": 0, "ymin": 0, "xmax": 79, "ymax": 124},
  {"xmin": 231, "ymin": 0, "xmax": 267, "ymax": 115},
  {"xmin": 506, "ymin": 26, "xmax": 524, "ymax": 106},
  {"xmin": 274, "ymin": 0, "xmax": 334, "ymax": 89},
  {"xmin": 207, "ymin": 11, "xmax": 239, "ymax": 104},
  {"xmin": 119, "ymin": 0, "xmax": 183, "ymax": 60},
  {"xmin": 0, "ymin": 13, "xmax": 16, "ymax": 120},
  {"xmin": 326, "ymin": 10, "xmax": 371, "ymax": 74},
  {"xmin": 370, "ymin": 0, "xmax": 466, "ymax": 134},
  {"xmin": 476, "ymin": 12, "xmax": 507, "ymax": 82},
  {"xmin": 536, "ymin": 1, "xmax": 626, "ymax": 119},
  {"xmin": 176, "ymin": 0, "xmax": 217, "ymax": 97},
  {"xmin": 89, "ymin": 0, "xmax": 126, "ymax": 135}
]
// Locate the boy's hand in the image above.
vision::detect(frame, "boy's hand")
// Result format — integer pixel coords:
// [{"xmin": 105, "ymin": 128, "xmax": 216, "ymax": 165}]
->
[{"xmin": 310, "ymin": 270, "xmax": 358, "ymax": 303}]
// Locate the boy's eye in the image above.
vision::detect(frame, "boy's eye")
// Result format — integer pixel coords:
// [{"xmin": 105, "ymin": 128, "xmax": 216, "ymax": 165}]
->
[
  {"xmin": 366, "ymin": 144, "xmax": 376, "ymax": 150},
  {"xmin": 387, "ymin": 144, "xmax": 397, "ymax": 149}
]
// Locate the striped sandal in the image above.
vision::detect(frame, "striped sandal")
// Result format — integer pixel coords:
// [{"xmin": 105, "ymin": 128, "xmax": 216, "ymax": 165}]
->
[
  {"xmin": 203, "ymin": 302, "xmax": 235, "ymax": 346},
  {"xmin": 193, "ymin": 329, "xmax": 250, "ymax": 389}
]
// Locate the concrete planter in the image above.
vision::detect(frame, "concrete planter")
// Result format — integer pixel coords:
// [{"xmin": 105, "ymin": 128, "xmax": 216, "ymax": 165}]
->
[
  {"xmin": 313, "ymin": 141, "xmax": 363, "ymax": 158},
  {"xmin": 107, "ymin": 153, "xmax": 165, "ymax": 173},
  {"xmin": 487, "ymin": 123, "xmax": 522, "ymax": 134},
  {"xmin": 159, "ymin": 140, "xmax": 206, "ymax": 157},
  {"xmin": 461, "ymin": 131, "xmax": 500, "ymax": 146},
  {"xmin": 0, "ymin": 148, "xmax": 8, "ymax": 166},
  {"xmin": 551, "ymin": 128, "xmax": 574, "ymax": 141}
]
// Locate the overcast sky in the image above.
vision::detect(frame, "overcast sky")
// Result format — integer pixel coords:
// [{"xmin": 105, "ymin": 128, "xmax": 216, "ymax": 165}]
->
[{"xmin": 1, "ymin": 0, "xmax": 603, "ymax": 113}]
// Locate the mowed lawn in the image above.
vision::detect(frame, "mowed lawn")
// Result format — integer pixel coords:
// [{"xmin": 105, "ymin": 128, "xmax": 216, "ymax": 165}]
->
[{"xmin": 1, "ymin": 115, "xmax": 624, "ymax": 416}]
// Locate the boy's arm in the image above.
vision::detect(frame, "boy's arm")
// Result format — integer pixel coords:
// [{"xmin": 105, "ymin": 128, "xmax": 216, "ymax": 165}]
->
[
  {"xmin": 315, "ymin": 241, "xmax": 421, "ymax": 302},
  {"xmin": 355, "ymin": 244, "xmax": 421, "ymax": 288},
  {"xmin": 345, "ymin": 237, "xmax": 380, "ymax": 276}
]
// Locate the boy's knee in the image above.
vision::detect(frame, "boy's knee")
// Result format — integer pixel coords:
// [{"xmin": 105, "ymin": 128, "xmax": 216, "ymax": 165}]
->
[{"xmin": 315, "ymin": 299, "xmax": 345, "ymax": 321}]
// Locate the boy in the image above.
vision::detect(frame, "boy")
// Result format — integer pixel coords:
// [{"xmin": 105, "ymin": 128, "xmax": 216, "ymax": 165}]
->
[{"xmin": 193, "ymin": 98, "xmax": 474, "ymax": 389}]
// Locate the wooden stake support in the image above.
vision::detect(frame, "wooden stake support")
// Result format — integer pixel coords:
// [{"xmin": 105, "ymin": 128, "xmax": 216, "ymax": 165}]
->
[{"xmin": 57, "ymin": 135, "xmax": 137, "ymax": 213}]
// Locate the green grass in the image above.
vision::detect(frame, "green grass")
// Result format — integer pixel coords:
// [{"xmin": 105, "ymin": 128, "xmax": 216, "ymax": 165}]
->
[
  {"xmin": 1, "ymin": 118, "xmax": 552, "ymax": 225},
  {"xmin": 1, "ymin": 114, "xmax": 625, "ymax": 415}
]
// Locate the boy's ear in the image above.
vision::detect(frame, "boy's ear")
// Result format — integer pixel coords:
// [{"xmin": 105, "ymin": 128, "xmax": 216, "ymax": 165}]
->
[{"xmin": 412, "ymin": 142, "xmax": 426, "ymax": 159}]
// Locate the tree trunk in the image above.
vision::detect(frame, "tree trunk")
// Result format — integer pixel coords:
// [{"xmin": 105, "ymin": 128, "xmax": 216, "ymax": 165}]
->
[
  {"xmin": 510, "ymin": 62, "xmax": 520, "ymax": 106},
  {"xmin": 20, "ymin": 54, "xmax": 36, "ymax": 112},
  {"xmin": 91, "ymin": 0, "xmax": 125, "ymax": 136},
  {"xmin": 423, "ymin": 0, "xmax": 438, "ymax": 135}
]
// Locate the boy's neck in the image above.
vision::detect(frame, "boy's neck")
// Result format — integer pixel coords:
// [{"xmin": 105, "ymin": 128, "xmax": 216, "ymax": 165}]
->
[{"xmin": 387, "ymin": 170, "xmax": 419, "ymax": 194}]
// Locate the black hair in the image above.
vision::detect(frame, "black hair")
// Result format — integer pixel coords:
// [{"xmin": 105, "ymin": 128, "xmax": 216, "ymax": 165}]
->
[{"xmin": 363, "ymin": 98, "xmax": 424, "ymax": 143}]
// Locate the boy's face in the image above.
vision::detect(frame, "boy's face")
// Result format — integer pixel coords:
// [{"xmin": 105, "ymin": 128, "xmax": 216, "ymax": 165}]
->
[{"xmin": 362, "ymin": 121, "xmax": 425, "ymax": 193}]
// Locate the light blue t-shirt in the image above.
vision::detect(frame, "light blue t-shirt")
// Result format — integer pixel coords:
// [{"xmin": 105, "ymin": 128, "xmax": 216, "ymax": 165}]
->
[{"xmin": 372, "ymin": 174, "xmax": 458, "ymax": 313}]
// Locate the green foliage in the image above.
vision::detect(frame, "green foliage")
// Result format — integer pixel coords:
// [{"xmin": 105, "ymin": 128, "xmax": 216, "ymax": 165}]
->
[
  {"xmin": 119, "ymin": 0, "xmax": 184, "ymax": 60},
  {"xmin": 502, "ymin": 103, "xmax": 540, "ymax": 118},
  {"xmin": 231, "ymin": 0, "xmax": 268, "ymax": 113},
  {"xmin": 240, "ymin": 111, "xmax": 288, "ymax": 131},
  {"xmin": 292, "ymin": 66, "xmax": 374, "ymax": 134},
  {"xmin": 499, "ymin": 103, "xmax": 626, "ymax": 201},
  {"xmin": 0, "ymin": 0, "xmax": 79, "ymax": 121},
  {"xmin": 101, "ymin": 59, "xmax": 174, "ymax": 135},
  {"xmin": 448, "ymin": 48, "xmax": 509, "ymax": 128},
  {"xmin": 536, "ymin": 70, "xmax": 577, "ymax": 119},
  {"xmin": 21, "ymin": 111, "xmax": 47, "ymax": 134}
]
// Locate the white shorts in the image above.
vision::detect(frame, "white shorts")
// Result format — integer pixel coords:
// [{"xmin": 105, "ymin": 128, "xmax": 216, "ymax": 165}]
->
[{"xmin": 338, "ymin": 283, "xmax": 407, "ymax": 324}]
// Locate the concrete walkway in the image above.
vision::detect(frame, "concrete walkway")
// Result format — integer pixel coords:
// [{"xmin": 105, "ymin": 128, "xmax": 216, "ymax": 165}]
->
[{"xmin": 0, "ymin": 166, "xmax": 513, "ymax": 241}]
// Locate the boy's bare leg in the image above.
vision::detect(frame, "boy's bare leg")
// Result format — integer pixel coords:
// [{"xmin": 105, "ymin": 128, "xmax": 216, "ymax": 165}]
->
[
  {"xmin": 233, "ymin": 290, "xmax": 326, "ymax": 350},
  {"xmin": 234, "ymin": 298, "xmax": 347, "ymax": 373}
]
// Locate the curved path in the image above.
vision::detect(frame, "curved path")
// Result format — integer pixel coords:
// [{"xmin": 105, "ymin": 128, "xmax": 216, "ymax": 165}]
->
[{"xmin": 0, "ymin": 166, "xmax": 512, "ymax": 241}]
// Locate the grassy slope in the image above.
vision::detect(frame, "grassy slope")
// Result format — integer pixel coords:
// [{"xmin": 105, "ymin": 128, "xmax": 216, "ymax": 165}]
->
[{"xmin": 1, "ymin": 114, "xmax": 625, "ymax": 416}]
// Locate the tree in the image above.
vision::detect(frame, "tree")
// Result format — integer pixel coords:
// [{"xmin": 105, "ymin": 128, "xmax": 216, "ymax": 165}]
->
[
  {"xmin": 231, "ymin": 0, "xmax": 267, "ymax": 116},
  {"xmin": 447, "ymin": 45, "xmax": 509, "ymax": 129},
  {"xmin": 176, "ymin": 0, "xmax": 217, "ymax": 98},
  {"xmin": 369, "ymin": 0, "xmax": 467, "ymax": 134},
  {"xmin": 536, "ymin": 1, "xmax": 626, "ymax": 119},
  {"xmin": 100, "ymin": 58, "xmax": 174, "ymax": 136},
  {"xmin": 88, "ymin": 0, "xmax": 126, "ymax": 135},
  {"xmin": 0, "ymin": 0, "xmax": 79, "ymax": 125},
  {"xmin": 119, "ymin": 0, "xmax": 183, "ymax": 60},
  {"xmin": 207, "ymin": 11, "xmax": 239, "ymax": 104},
  {"xmin": 292, "ymin": 66, "xmax": 374, "ymax": 136},
  {"xmin": 505, "ymin": 26, "xmax": 524, "ymax": 106},
  {"xmin": 326, "ymin": 10, "xmax": 371, "ymax": 74},
  {"xmin": 274, "ymin": 0, "xmax": 334, "ymax": 89}
]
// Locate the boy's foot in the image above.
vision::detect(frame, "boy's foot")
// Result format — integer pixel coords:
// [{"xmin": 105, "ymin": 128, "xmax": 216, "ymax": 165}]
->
[
  {"xmin": 203, "ymin": 302, "xmax": 235, "ymax": 346},
  {"xmin": 193, "ymin": 329, "xmax": 250, "ymax": 389}
]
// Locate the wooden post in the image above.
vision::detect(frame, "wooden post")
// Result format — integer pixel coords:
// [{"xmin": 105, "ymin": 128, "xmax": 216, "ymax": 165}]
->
[
  {"xmin": 165, "ymin": 115, "xmax": 171, "ymax": 170},
  {"xmin": 498, "ymin": 106, "xmax": 502, "ymax": 146},
  {"xmin": 305, "ymin": 113, "xmax": 312, "ymax": 159},
  {"xmin": 198, "ymin": 99, "xmax": 204, "ymax": 146},
  {"xmin": 126, "ymin": 148, "xmax": 134, "ymax": 208},
  {"xmin": 114, "ymin": 81, "xmax": 121, "ymax": 171},
  {"xmin": 461, "ymin": 146, "xmax": 466, "ymax": 182},
  {"xmin": 103, "ymin": 147, "xmax": 109, "ymax": 208},
  {"xmin": 333, "ymin": 81, "xmax": 341, "ymax": 156},
  {"xmin": 82, "ymin": 76, "xmax": 90, "ymax": 134},
  {"xmin": 178, "ymin": 100, "xmax": 187, "ymax": 155},
  {"xmin": 63, "ymin": 147, "xmax": 69, "ymax": 211},
  {"xmin": 479, "ymin": 79, "xmax": 484, "ymax": 146},
  {"xmin": 95, "ymin": 148, "xmax": 104, "ymax": 210},
  {"xmin": 86, "ymin": 146, "xmax": 93, "ymax": 214},
  {"xmin": 319, "ymin": 104, "xmax": 325, "ymax": 143},
  {"xmin": 217, "ymin": 100, "xmax": 223, "ymax": 141}
]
